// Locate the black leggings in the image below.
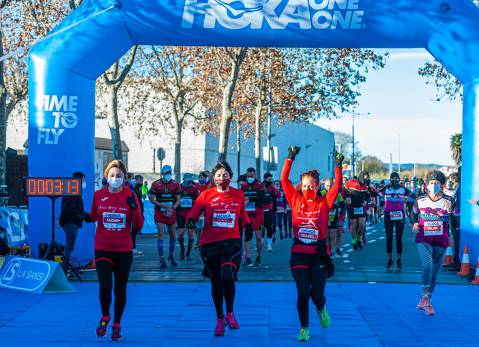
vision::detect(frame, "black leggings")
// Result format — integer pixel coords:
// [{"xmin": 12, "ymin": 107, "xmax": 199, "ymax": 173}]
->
[
  {"xmin": 264, "ymin": 210, "xmax": 274, "ymax": 238},
  {"xmin": 95, "ymin": 250, "xmax": 133, "ymax": 324},
  {"xmin": 131, "ymin": 228, "xmax": 139, "ymax": 249},
  {"xmin": 384, "ymin": 213, "xmax": 405, "ymax": 254},
  {"xmin": 290, "ymin": 252, "xmax": 328, "ymax": 328},
  {"xmin": 276, "ymin": 213, "xmax": 284, "ymax": 232},
  {"xmin": 201, "ymin": 239, "xmax": 242, "ymax": 318}
]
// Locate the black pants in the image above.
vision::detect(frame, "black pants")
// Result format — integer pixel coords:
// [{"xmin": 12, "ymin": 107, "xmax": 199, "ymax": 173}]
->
[
  {"xmin": 276, "ymin": 213, "xmax": 284, "ymax": 232},
  {"xmin": 264, "ymin": 210, "xmax": 274, "ymax": 238},
  {"xmin": 131, "ymin": 228, "xmax": 139, "ymax": 249},
  {"xmin": 451, "ymin": 215, "xmax": 461, "ymax": 267},
  {"xmin": 201, "ymin": 239, "xmax": 242, "ymax": 318},
  {"xmin": 95, "ymin": 250, "xmax": 133, "ymax": 324},
  {"xmin": 290, "ymin": 252, "xmax": 328, "ymax": 328},
  {"xmin": 384, "ymin": 213, "xmax": 405, "ymax": 255},
  {"xmin": 286, "ymin": 210, "xmax": 293, "ymax": 236}
]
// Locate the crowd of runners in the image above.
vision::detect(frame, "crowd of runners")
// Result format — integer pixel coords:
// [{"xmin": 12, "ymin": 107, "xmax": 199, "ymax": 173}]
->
[{"xmin": 75, "ymin": 147, "xmax": 462, "ymax": 341}]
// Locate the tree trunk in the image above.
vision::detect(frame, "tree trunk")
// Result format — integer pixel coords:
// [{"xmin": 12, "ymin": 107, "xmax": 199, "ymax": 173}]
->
[
  {"xmin": 254, "ymin": 101, "xmax": 262, "ymax": 178},
  {"xmin": 236, "ymin": 121, "xmax": 241, "ymax": 179},
  {"xmin": 0, "ymin": 28, "xmax": 7, "ymax": 185},
  {"xmin": 107, "ymin": 84, "xmax": 123, "ymax": 160},
  {"xmin": 218, "ymin": 48, "xmax": 246, "ymax": 162},
  {"xmin": 174, "ymin": 116, "xmax": 183, "ymax": 182}
]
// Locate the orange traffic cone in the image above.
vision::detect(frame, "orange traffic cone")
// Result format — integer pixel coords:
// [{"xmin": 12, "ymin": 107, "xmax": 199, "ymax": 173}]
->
[
  {"xmin": 457, "ymin": 245, "xmax": 471, "ymax": 277},
  {"xmin": 472, "ymin": 257, "xmax": 479, "ymax": 285},
  {"xmin": 442, "ymin": 240, "xmax": 454, "ymax": 266}
]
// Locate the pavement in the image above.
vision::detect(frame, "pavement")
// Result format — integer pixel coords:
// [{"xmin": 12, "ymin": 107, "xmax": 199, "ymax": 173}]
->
[{"xmin": 77, "ymin": 220, "xmax": 470, "ymax": 284}]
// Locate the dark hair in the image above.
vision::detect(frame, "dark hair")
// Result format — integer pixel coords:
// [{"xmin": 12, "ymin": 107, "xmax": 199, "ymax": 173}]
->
[
  {"xmin": 427, "ymin": 170, "xmax": 446, "ymax": 185},
  {"xmin": 134, "ymin": 174, "xmax": 143, "ymax": 180},
  {"xmin": 390, "ymin": 172, "xmax": 400, "ymax": 179},
  {"xmin": 238, "ymin": 174, "xmax": 247, "ymax": 183},
  {"xmin": 212, "ymin": 161, "xmax": 233, "ymax": 179},
  {"xmin": 199, "ymin": 171, "xmax": 207, "ymax": 178},
  {"xmin": 264, "ymin": 172, "xmax": 273, "ymax": 180},
  {"xmin": 246, "ymin": 167, "xmax": 256, "ymax": 173},
  {"xmin": 72, "ymin": 171, "xmax": 85, "ymax": 179},
  {"xmin": 301, "ymin": 170, "xmax": 320, "ymax": 184}
]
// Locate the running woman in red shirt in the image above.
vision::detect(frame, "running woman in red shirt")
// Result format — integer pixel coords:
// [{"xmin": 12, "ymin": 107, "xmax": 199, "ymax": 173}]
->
[
  {"xmin": 186, "ymin": 161, "xmax": 250, "ymax": 337},
  {"xmin": 87, "ymin": 160, "xmax": 143, "ymax": 341},
  {"xmin": 177, "ymin": 174, "xmax": 199, "ymax": 260},
  {"xmin": 148, "ymin": 165, "xmax": 181, "ymax": 268},
  {"xmin": 281, "ymin": 146, "xmax": 343, "ymax": 342},
  {"xmin": 241, "ymin": 167, "xmax": 265, "ymax": 266}
]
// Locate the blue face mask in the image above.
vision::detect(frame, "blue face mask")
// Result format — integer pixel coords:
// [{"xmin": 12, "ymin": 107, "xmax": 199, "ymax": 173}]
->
[
  {"xmin": 199, "ymin": 178, "xmax": 206, "ymax": 184},
  {"xmin": 0, "ymin": 232, "xmax": 5, "ymax": 239}
]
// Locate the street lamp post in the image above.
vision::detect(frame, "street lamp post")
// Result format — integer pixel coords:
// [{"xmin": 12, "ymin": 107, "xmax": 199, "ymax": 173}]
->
[{"xmin": 352, "ymin": 114, "xmax": 356, "ymax": 177}]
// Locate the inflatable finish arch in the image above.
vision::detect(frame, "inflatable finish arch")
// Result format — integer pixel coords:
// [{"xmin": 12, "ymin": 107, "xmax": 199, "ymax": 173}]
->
[{"xmin": 28, "ymin": 0, "xmax": 479, "ymax": 263}]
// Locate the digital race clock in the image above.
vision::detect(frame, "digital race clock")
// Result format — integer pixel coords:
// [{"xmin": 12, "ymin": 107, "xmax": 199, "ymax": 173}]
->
[{"xmin": 24, "ymin": 177, "xmax": 82, "ymax": 197}]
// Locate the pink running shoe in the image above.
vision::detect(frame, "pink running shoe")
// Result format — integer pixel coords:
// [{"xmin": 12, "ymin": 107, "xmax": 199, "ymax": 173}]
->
[
  {"xmin": 226, "ymin": 312, "xmax": 240, "ymax": 330},
  {"xmin": 214, "ymin": 317, "xmax": 226, "ymax": 337},
  {"xmin": 424, "ymin": 302, "xmax": 436, "ymax": 316},
  {"xmin": 111, "ymin": 323, "xmax": 122, "ymax": 341},
  {"xmin": 417, "ymin": 296, "xmax": 428, "ymax": 310},
  {"xmin": 96, "ymin": 315, "xmax": 110, "ymax": 337}
]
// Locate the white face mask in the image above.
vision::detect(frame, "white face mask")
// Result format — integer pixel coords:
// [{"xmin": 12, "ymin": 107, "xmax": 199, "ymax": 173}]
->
[
  {"xmin": 163, "ymin": 174, "xmax": 172, "ymax": 182},
  {"xmin": 108, "ymin": 177, "xmax": 123, "ymax": 189},
  {"xmin": 428, "ymin": 183, "xmax": 441, "ymax": 195},
  {"xmin": 247, "ymin": 177, "xmax": 255, "ymax": 184},
  {"xmin": 82, "ymin": 182, "xmax": 87, "ymax": 190}
]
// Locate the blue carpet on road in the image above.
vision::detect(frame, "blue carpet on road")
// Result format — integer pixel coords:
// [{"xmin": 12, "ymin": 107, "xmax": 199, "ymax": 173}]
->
[{"xmin": 1, "ymin": 282, "xmax": 478, "ymax": 347}]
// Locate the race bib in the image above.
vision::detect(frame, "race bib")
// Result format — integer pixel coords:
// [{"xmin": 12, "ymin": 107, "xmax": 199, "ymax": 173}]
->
[
  {"xmin": 180, "ymin": 197, "xmax": 193, "ymax": 208},
  {"xmin": 212, "ymin": 211, "xmax": 236, "ymax": 229},
  {"xmin": 298, "ymin": 227, "xmax": 319, "ymax": 244},
  {"xmin": 103, "ymin": 212, "xmax": 126, "ymax": 230},
  {"xmin": 353, "ymin": 207, "xmax": 364, "ymax": 215},
  {"xmin": 277, "ymin": 207, "xmax": 285, "ymax": 214},
  {"xmin": 424, "ymin": 221, "xmax": 444, "ymax": 236},
  {"xmin": 329, "ymin": 209, "xmax": 337, "ymax": 222},
  {"xmin": 160, "ymin": 201, "xmax": 173, "ymax": 212},
  {"xmin": 246, "ymin": 201, "xmax": 256, "ymax": 212},
  {"xmin": 390, "ymin": 211, "xmax": 403, "ymax": 221}
]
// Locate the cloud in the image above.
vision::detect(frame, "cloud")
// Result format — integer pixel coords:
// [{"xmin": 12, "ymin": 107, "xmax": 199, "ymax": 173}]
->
[{"xmin": 388, "ymin": 51, "xmax": 432, "ymax": 61}]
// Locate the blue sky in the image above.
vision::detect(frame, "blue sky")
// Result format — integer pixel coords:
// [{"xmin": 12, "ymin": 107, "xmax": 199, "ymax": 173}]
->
[{"xmin": 315, "ymin": 49, "xmax": 462, "ymax": 166}]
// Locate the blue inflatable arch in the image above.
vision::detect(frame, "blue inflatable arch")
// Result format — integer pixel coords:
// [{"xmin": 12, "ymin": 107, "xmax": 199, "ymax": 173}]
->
[{"xmin": 28, "ymin": 0, "xmax": 479, "ymax": 263}]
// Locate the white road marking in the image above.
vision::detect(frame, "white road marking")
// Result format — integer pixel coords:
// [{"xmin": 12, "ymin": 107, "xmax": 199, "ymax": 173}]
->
[
  {"xmin": 369, "ymin": 239, "xmax": 377, "ymax": 243},
  {"xmin": 342, "ymin": 254, "xmax": 350, "ymax": 258},
  {"xmin": 379, "ymin": 236, "xmax": 385, "ymax": 240},
  {"xmin": 343, "ymin": 260, "xmax": 351, "ymax": 263}
]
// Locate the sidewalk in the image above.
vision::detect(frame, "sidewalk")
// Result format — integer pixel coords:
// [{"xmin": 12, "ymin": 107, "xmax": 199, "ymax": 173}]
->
[{"xmin": 1, "ymin": 282, "xmax": 478, "ymax": 347}]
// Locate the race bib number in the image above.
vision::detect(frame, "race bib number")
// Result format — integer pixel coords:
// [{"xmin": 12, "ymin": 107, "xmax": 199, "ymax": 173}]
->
[
  {"xmin": 212, "ymin": 211, "xmax": 236, "ymax": 229},
  {"xmin": 424, "ymin": 221, "xmax": 444, "ymax": 236},
  {"xmin": 103, "ymin": 212, "xmax": 126, "ymax": 230},
  {"xmin": 353, "ymin": 207, "xmax": 364, "ymax": 215},
  {"xmin": 277, "ymin": 207, "xmax": 285, "ymax": 214},
  {"xmin": 298, "ymin": 227, "xmax": 319, "ymax": 244},
  {"xmin": 390, "ymin": 211, "xmax": 403, "ymax": 221},
  {"xmin": 160, "ymin": 201, "xmax": 173, "ymax": 212},
  {"xmin": 246, "ymin": 201, "xmax": 256, "ymax": 212},
  {"xmin": 329, "ymin": 209, "xmax": 336, "ymax": 222},
  {"xmin": 180, "ymin": 197, "xmax": 193, "ymax": 208}
]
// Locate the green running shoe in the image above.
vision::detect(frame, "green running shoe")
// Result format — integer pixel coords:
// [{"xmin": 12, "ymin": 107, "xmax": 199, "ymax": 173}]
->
[
  {"xmin": 318, "ymin": 307, "xmax": 331, "ymax": 328},
  {"xmin": 297, "ymin": 327, "xmax": 310, "ymax": 342}
]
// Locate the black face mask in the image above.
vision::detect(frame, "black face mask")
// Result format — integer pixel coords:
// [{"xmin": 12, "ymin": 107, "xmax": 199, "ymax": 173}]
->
[
  {"xmin": 391, "ymin": 179, "xmax": 400, "ymax": 187},
  {"xmin": 264, "ymin": 181, "xmax": 272, "ymax": 186}
]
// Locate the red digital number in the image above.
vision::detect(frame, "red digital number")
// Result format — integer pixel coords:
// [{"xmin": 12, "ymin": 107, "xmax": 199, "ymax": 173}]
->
[
  {"xmin": 70, "ymin": 179, "xmax": 80, "ymax": 195},
  {"xmin": 28, "ymin": 179, "xmax": 36, "ymax": 195},
  {"xmin": 53, "ymin": 179, "xmax": 63, "ymax": 194},
  {"xmin": 38, "ymin": 179, "xmax": 44, "ymax": 194}
]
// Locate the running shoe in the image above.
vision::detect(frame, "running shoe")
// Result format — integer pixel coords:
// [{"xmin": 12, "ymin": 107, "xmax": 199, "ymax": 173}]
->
[
  {"xmin": 396, "ymin": 259, "xmax": 402, "ymax": 271},
  {"xmin": 357, "ymin": 239, "xmax": 363, "ymax": 249},
  {"xmin": 244, "ymin": 257, "xmax": 253, "ymax": 267},
  {"xmin": 317, "ymin": 307, "xmax": 331, "ymax": 328},
  {"xmin": 111, "ymin": 323, "xmax": 122, "ymax": 341},
  {"xmin": 168, "ymin": 255, "xmax": 178, "ymax": 267},
  {"xmin": 254, "ymin": 256, "xmax": 261, "ymax": 266},
  {"xmin": 352, "ymin": 239, "xmax": 359, "ymax": 251},
  {"xmin": 386, "ymin": 259, "xmax": 394, "ymax": 271},
  {"xmin": 214, "ymin": 317, "xmax": 226, "ymax": 336},
  {"xmin": 424, "ymin": 300, "xmax": 435, "ymax": 316},
  {"xmin": 96, "ymin": 315, "xmax": 110, "ymax": 337},
  {"xmin": 297, "ymin": 327, "xmax": 310, "ymax": 341},
  {"xmin": 225, "ymin": 312, "xmax": 240, "ymax": 330},
  {"xmin": 159, "ymin": 257, "xmax": 167, "ymax": 269},
  {"xmin": 417, "ymin": 295, "xmax": 429, "ymax": 310},
  {"xmin": 267, "ymin": 245, "xmax": 273, "ymax": 252},
  {"xmin": 335, "ymin": 248, "xmax": 342, "ymax": 256}
]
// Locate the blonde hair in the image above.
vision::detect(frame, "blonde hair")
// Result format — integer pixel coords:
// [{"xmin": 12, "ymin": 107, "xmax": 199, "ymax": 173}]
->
[{"xmin": 104, "ymin": 160, "xmax": 127, "ymax": 178}]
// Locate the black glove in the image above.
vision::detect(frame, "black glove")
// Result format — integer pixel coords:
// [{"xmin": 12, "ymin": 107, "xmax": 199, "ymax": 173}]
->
[
  {"xmin": 334, "ymin": 151, "xmax": 344, "ymax": 168},
  {"xmin": 287, "ymin": 146, "xmax": 301, "ymax": 161},
  {"xmin": 186, "ymin": 218, "xmax": 196, "ymax": 229},
  {"xmin": 127, "ymin": 194, "xmax": 138, "ymax": 210},
  {"xmin": 324, "ymin": 256, "xmax": 335, "ymax": 279}
]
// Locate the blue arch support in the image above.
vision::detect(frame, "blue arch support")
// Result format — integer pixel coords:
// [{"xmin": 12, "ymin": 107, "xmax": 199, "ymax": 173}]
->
[{"xmin": 28, "ymin": 0, "xmax": 479, "ymax": 264}]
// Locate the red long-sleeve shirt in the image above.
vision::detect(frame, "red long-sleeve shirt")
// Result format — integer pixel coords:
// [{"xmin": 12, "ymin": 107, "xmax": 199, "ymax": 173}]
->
[
  {"xmin": 187, "ymin": 187, "xmax": 250, "ymax": 246},
  {"xmin": 89, "ymin": 187, "xmax": 144, "ymax": 252},
  {"xmin": 280, "ymin": 159, "xmax": 342, "ymax": 254}
]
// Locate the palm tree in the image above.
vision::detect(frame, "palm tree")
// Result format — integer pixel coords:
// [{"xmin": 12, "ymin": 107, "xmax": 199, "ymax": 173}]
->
[{"xmin": 450, "ymin": 133, "xmax": 462, "ymax": 166}]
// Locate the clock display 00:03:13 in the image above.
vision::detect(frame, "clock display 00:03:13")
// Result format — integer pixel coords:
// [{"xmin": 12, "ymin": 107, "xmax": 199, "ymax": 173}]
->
[{"xmin": 25, "ymin": 178, "xmax": 81, "ymax": 197}]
